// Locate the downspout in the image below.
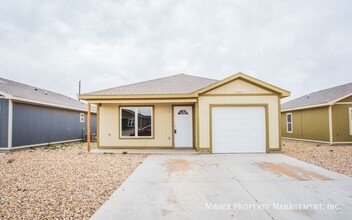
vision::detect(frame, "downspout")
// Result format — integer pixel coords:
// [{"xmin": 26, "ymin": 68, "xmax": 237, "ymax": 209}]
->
[
  {"xmin": 8, "ymin": 99, "xmax": 13, "ymax": 149},
  {"xmin": 328, "ymin": 105, "xmax": 333, "ymax": 145}
]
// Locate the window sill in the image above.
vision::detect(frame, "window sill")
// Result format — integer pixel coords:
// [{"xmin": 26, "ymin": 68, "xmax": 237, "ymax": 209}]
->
[{"xmin": 119, "ymin": 136, "xmax": 154, "ymax": 140}]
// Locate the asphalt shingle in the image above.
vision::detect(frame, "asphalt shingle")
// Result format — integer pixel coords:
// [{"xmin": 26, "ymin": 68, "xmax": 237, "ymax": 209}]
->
[
  {"xmin": 0, "ymin": 77, "xmax": 93, "ymax": 112},
  {"xmin": 282, "ymin": 82, "xmax": 352, "ymax": 110},
  {"xmin": 82, "ymin": 74, "xmax": 218, "ymax": 95}
]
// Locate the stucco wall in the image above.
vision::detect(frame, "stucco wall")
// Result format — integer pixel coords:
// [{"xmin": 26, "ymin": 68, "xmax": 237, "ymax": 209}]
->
[
  {"xmin": 98, "ymin": 103, "xmax": 173, "ymax": 148},
  {"xmin": 281, "ymin": 107, "xmax": 330, "ymax": 142}
]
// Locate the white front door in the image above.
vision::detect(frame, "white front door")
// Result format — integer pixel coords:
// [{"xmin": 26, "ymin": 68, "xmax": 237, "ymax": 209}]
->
[{"xmin": 174, "ymin": 106, "xmax": 193, "ymax": 148}]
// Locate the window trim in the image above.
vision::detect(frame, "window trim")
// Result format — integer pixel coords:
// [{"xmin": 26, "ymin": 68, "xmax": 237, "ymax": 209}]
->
[
  {"xmin": 286, "ymin": 113, "xmax": 293, "ymax": 133},
  {"xmin": 80, "ymin": 113, "xmax": 85, "ymax": 123},
  {"xmin": 349, "ymin": 107, "xmax": 352, "ymax": 135},
  {"xmin": 119, "ymin": 106, "xmax": 154, "ymax": 139}
]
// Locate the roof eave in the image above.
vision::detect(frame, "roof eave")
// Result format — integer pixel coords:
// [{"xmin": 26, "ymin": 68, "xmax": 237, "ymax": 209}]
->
[
  {"xmin": 281, "ymin": 92, "xmax": 352, "ymax": 112},
  {"xmin": 0, "ymin": 92, "xmax": 96, "ymax": 113},
  {"xmin": 78, "ymin": 93, "xmax": 199, "ymax": 100},
  {"xmin": 329, "ymin": 92, "xmax": 352, "ymax": 104},
  {"xmin": 195, "ymin": 72, "xmax": 290, "ymax": 97},
  {"xmin": 279, "ymin": 91, "xmax": 290, "ymax": 98},
  {"xmin": 0, "ymin": 91, "xmax": 13, "ymax": 99},
  {"xmin": 80, "ymin": 72, "xmax": 291, "ymax": 100},
  {"xmin": 281, "ymin": 103, "xmax": 333, "ymax": 112}
]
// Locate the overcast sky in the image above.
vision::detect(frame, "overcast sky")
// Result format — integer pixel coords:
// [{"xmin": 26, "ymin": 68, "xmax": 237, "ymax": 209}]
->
[{"xmin": 0, "ymin": 0, "xmax": 351, "ymax": 102}]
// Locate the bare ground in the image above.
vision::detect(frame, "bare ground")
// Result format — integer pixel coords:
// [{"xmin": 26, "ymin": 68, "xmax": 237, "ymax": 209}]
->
[
  {"xmin": 282, "ymin": 139, "xmax": 352, "ymax": 177},
  {"xmin": 0, "ymin": 142, "xmax": 146, "ymax": 220}
]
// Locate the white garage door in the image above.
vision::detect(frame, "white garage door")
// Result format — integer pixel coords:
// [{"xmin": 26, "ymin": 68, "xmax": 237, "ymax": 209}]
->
[{"xmin": 212, "ymin": 106, "xmax": 266, "ymax": 153}]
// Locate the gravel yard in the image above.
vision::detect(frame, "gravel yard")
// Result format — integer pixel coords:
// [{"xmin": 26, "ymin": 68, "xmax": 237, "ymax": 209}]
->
[
  {"xmin": 282, "ymin": 139, "xmax": 352, "ymax": 177},
  {"xmin": 0, "ymin": 142, "xmax": 146, "ymax": 219}
]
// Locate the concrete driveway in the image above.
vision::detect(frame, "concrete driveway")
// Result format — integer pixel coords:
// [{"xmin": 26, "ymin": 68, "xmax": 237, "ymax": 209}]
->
[{"xmin": 91, "ymin": 154, "xmax": 352, "ymax": 220}]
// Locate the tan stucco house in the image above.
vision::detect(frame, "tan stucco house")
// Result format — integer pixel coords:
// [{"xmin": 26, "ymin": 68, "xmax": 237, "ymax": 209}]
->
[
  {"xmin": 281, "ymin": 82, "xmax": 352, "ymax": 145},
  {"xmin": 79, "ymin": 72, "xmax": 290, "ymax": 153}
]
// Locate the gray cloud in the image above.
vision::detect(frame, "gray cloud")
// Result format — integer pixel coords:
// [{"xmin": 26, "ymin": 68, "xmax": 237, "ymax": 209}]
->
[{"xmin": 0, "ymin": 0, "xmax": 351, "ymax": 101}]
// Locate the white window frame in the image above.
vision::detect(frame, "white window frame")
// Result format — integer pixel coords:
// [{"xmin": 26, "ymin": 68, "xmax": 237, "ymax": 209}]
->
[
  {"xmin": 286, "ymin": 113, "xmax": 293, "ymax": 133},
  {"xmin": 349, "ymin": 107, "xmax": 352, "ymax": 135},
  {"xmin": 80, "ymin": 113, "xmax": 85, "ymax": 123},
  {"xmin": 120, "ymin": 106, "xmax": 153, "ymax": 138}
]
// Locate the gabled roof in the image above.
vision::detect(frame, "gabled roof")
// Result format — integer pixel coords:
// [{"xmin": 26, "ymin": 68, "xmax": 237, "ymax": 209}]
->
[
  {"xmin": 195, "ymin": 72, "xmax": 290, "ymax": 96},
  {"xmin": 0, "ymin": 77, "xmax": 95, "ymax": 112},
  {"xmin": 80, "ymin": 72, "xmax": 290, "ymax": 99},
  {"xmin": 282, "ymin": 82, "xmax": 352, "ymax": 111},
  {"xmin": 82, "ymin": 74, "xmax": 218, "ymax": 96}
]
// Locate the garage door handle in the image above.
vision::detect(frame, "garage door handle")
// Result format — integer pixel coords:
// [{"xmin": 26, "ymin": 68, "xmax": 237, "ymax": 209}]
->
[{"xmin": 174, "ymin": 129, "xmax": 177, "ymax": 134}]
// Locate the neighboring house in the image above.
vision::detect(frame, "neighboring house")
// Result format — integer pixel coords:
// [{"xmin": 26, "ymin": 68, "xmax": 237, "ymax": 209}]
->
[
  {"xmin": 281, "ymin": 82, "xmax": 352, "ymax": 144},
  {"xmin": 79, "ymin": 72, "xmax": 289, "ymax": 153},
  {"xmin": 0, "ymin": 77, "xmax": 97, "ymax": 150}
]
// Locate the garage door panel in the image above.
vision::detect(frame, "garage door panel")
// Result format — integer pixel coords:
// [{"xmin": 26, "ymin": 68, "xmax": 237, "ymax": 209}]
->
[{"xmin": 212, "ymin": 107, "xmax": 266, "ymax": 153}]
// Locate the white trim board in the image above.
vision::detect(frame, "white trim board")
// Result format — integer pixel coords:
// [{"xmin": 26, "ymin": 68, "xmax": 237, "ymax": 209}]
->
[
  {"xmin": 8, "ymin": 99, "xmax": 13, "ymax": 148},
  {"xmin": 281, "ymin": 93, "xmax": 352, "ymax": 112},
  {"xmin": 281, "ymin": 103, "xmax": 330, "ymax": 112},
  {"xmin": 119, "ymin": 106, "xmax": 154, "ymax": 139},
  {"xmin": 332, "ymin": 141, "xmax": 352, "ymax": 145},
  {"xmin": 12, "ymin": 98, "xmax": 97, "ymax": 113},
  {"xmin": 335, "ymin": 102, "xmax": 352, "ymax": 105},
  {"xmin": 283, "ymin": 137, "xmax": 352, "ymax": 145},
  {"xmin": 0, "ymin": 91, "xmax": 97, "ymax": 113},
  {"xmin": 330, "ymin": 92, "xmax": 352, "ymax": 104},
  {"xmin": 286, "ymin": 112, "xmax": 293, "ymax": 133},
  {"xmin": 329, "ymin": 105, "xmax": 333, "ymax": 144},
  {"xmin": 282, "ymin": 137, "xmax": 330, "ymax": 144},
  {"xmin": 349, "ymin": 107, "xmax": 352, "ymax": 136}
]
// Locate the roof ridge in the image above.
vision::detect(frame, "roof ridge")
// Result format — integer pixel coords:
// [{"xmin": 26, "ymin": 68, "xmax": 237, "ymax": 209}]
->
[{"xmin": 83, "ymin": 73, "xmax": 218, "ymax": 95}]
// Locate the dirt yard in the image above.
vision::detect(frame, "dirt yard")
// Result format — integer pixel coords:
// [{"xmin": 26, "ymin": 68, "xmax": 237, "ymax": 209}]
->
[
  {"xmin": 282, "ymin": 139, "xmax": 352, "ymax": 177},
  {"xmin": 0, "ymin": 142, "xmax": 146, "ymax": 219}
]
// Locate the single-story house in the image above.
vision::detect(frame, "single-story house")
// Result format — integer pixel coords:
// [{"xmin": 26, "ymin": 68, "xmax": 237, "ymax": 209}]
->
[
  {"xmin": 281, "ymin": 82, "xmax": 352, "ymax": 144},
  {"xmin": 0, "ymin": 77, "xmax": 97, "ymax": 150},
  {"xmin": 79, "ymin": 72, "xmax": 290, "ymax": 153}
]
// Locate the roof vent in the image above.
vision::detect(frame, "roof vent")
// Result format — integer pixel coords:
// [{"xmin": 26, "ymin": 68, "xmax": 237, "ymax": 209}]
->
[
  {"xmin": 45, "ymin": 91, "xmax": 48, "ymax": 95},
  {"xmin": 307, "ymin": 94, "xmax": 310, "ymax": 98},
  {"xmin": 34, "ymin": 88, "xmax": 38, "ymax": 91}
]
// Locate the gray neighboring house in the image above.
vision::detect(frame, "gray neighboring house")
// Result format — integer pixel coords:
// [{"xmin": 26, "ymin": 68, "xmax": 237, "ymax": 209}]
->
[{"xmin": 0, "ymin": 77, "xmax": 96, "ymax": 150}]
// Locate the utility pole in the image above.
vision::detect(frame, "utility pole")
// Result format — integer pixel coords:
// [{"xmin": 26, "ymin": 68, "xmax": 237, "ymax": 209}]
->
[{"xmin": 78, "ymin": 80, "xmax": 81, "ymax": 100}]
